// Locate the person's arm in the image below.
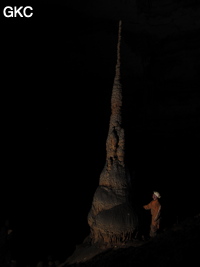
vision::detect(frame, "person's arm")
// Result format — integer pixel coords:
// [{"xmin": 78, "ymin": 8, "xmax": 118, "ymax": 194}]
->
[{"xmin": 143, "ymin": 201, "xmax": 152, "ymax": 210}]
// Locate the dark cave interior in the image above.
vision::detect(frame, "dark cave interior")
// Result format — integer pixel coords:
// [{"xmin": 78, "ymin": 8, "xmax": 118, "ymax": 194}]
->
[{"xmin": 1, "ymin": 1, "xmax": 200, "ymax": 266}]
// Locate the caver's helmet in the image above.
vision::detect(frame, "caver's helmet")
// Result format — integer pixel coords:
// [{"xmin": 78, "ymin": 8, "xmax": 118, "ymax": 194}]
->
[{"xmin": 153, "ymin": 191, "xmax": 161, "ymax": 198}]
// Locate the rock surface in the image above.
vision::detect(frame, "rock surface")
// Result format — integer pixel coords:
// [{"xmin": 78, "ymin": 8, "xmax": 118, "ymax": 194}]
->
[
  {"xmin": 87, "ymin": 21, "xmax": 138, "ymax": 248},
  {"xmin": 64, "ymin": 214, "xmax": 200, "ymax": 267}
]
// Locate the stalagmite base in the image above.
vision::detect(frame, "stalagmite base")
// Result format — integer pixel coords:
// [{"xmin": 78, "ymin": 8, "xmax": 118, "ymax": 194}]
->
[
  {"xmin": 64, "ymin": 20, "xmax": 138, "ymax": 266},
  {"xmin": 88, "ymin": 20, "xmax": 138, "ymax": 248}
]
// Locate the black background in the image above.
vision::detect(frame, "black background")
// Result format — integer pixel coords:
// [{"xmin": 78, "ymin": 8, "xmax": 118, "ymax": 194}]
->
[
  {"xmin": 1, "ymin": 2, "xmax": 116, "ymax": 265},
  {"xmin": 1, "ymin": 1, "xmax": 200, "ymax": 266}
]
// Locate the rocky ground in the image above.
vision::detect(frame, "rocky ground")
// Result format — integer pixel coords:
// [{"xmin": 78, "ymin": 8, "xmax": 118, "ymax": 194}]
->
[{"xmin": 62, "ymin": 213, "xmax": 200, "ymax": 267}]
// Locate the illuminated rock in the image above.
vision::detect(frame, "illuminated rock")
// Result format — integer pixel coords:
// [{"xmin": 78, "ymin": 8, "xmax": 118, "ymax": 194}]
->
[{"xmin": 87, "ymin": 21, "xmax": 138, "ymax": 248}]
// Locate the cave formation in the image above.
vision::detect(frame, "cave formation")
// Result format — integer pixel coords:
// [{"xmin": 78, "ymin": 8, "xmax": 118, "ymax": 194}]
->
[{"xmin": 87, "ymin": 20, "xmax": 138, "ymax": 248}]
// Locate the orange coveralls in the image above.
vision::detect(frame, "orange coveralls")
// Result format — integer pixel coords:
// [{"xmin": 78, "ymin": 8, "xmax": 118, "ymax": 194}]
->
[{"xmin": 143, "ymin": 199, "xmax": 161, "ymax": 237}]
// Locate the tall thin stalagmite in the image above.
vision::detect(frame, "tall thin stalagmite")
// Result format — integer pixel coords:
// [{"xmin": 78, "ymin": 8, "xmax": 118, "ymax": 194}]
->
[{"xmin": 88, "ymin": 20, "xmax": 138, "ymax": 247}]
